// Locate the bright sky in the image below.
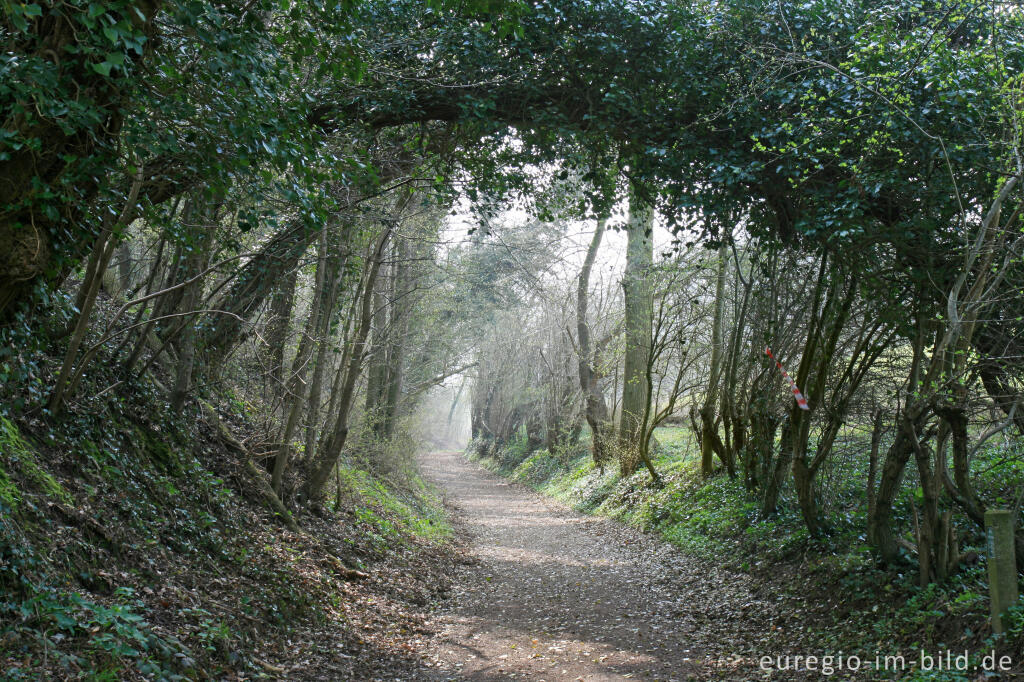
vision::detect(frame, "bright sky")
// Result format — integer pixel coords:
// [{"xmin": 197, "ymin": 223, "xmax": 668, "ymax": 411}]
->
[{"xmin": 440, "ymin": 194, "xmax": 680, "ymax": 285}]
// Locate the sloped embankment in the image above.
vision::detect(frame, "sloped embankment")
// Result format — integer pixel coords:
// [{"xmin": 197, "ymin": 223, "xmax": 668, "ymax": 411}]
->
[{"xmin": 0, "ymin": 391, "xmax": 460, "ymax": 680}]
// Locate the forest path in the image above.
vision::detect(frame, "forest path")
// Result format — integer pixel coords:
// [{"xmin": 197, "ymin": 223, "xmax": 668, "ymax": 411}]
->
[{"xmin": 416, "ymin": 450, "xmax": 787, "ymax": 681}]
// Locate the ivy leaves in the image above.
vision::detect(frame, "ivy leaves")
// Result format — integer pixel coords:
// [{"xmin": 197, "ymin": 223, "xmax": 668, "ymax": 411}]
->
[{"xmin": 4, "ymin": 1, "xmax": 42, "ymax": 31}]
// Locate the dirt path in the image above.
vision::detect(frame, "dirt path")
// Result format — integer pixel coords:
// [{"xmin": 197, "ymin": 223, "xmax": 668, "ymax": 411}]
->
[{"xmin": 415, "ymin": 450, "xmax": 789, "ymax": 681}]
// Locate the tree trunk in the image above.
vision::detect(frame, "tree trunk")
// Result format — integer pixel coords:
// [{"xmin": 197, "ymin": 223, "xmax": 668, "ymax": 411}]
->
[
  {"xmin": 364, "ymin": 258, "xmax": 391, "ymax": 434},
  {"xmin": 577, "ymin": 219, "xmax": 614, "ymax": 468},
  {"xmin": 48, "ymin": 170, "xmax": 144, "ymax": 415},
  {"xmin": 446, "ymin": 377, "xmax": 467, "ymax": 442},
  {"xmin": 618, "ymin": 187, "xmax": 654, "ymax": 476},
  {"xmin": 868, "ymin": 299, "xmax": 928, "ymax": 562},
  {"xmin": 272, "ymin": 227, "xmax": 336, "ymax": 496},
  {"xmin": 868, "ymin": 422, "xmax": 916, "ymax": 562},
  {"xmin": 198, "ymin": 172, "xmax": 410, "ymax": 367},
  {"xmin": 701, "ymin": 243, "xmax": 729, "ymax": 477},
  {"xmin": 746, "ymin": 409, "xmax": 777, "ymax": 491},
  {"xmin": 866, "ymin": 409, "xmax": 884, "ymax": 521},
  {"xmin": 266, "ymin": 266, "xmax": 300, "ymax": 401},
  {"xmin": 200, "ymin": 218, "xmax": 322, "ymax": 369},
  {"xmin": 790, "ymin": 425, "xmax": 821, "ymax": 535},
  {"xmin": 169, "ymin": 203, "xmax": 217, "ymax": 413},
  {"xmin": 788, "ymin": 265, "xmax": 857, "ymax": 536},
  {"xmin": 380, "ymin": 237, "xmax": 413, "ymax": 439},
  {"xmin": 761, "ymin": 417, "xmax": 793, "ymax": 516},
  {"xmin": 302, "ymin": 226, "xmax": 392, "ymax": 505},
  {"xmin": 301, "ymin": 245, "xmax": 349, "ymax": 471}
]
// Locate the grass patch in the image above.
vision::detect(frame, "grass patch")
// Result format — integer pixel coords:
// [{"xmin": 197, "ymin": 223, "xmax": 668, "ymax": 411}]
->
[{"xmin": 336, "ymin": 466, "xmax": 452, "ymax": 545}]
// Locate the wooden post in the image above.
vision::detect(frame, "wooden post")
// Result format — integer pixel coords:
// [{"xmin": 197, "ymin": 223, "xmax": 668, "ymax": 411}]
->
[{"xmin": 985, "ymin": 510, "xmax": 1018, "ymax": 634}]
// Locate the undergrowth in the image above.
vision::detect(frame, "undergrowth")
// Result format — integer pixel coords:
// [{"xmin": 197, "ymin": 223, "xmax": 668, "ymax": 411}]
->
[
  {"xmin": 335, "ymin": 465, "xmax": 452, "ymax": 548},
  {"xmin": 0, "ymin": 342, "xmax": 454, "ymax": 679}
]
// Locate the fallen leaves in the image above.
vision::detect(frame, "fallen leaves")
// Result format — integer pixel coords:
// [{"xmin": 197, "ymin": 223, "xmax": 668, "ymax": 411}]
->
[{"xmin": 414, "ymin": 450, "xmax": 806, "ymax": 681}]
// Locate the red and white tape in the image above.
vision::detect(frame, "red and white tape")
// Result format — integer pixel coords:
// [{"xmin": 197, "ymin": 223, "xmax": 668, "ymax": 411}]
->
[{"xmin": 765, "ymin": 347, "xmax": 810, "ymax": 410}]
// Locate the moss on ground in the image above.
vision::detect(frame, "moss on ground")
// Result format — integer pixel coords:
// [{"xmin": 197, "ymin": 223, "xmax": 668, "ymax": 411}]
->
[{"xmin": 0, "ymin": 416, "xmax": 71, "ymax": 507}]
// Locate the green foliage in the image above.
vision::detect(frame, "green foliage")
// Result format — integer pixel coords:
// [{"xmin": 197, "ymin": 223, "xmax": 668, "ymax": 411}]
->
[
  {"xmin": 511, "ymin": 449, "xmax": 564, "ymax": 486},
  {"xmin": 0, "ymin": 300, "xmax": 64, "ymax": 415},
  {"xmin": 971, "ymin": 440, "xmax": 1024, "ymax": 510},
  {"xmin": 336, "ymin": 466, "xmax": 452, "ymax": 545},
  {"xmin": 177, "ymin": 607, "xmax": 231, "ymax": 659},
  {"xmin": 0, "ymin": 466, "xmax": 18, "ymax": 509},
  {"xmin": 0, "ymin": 417, "xmax": 71, "ymax": 507},
  {"xmin": 468, "ymin": 434, "xmax": 534, "ymax": 472},
  {"xmin": 131, "ymin": 424, "xmax": 183, "ymax": 475},
  {"xmin": 0, "ymin": 516, "xmax": 190, "ymax": 679}
]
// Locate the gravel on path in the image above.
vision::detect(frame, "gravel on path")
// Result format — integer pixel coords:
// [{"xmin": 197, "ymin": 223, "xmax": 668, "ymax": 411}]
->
[{"xmin": 415, "ymin": 450, "xmax": 793, "ymax": 681}]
